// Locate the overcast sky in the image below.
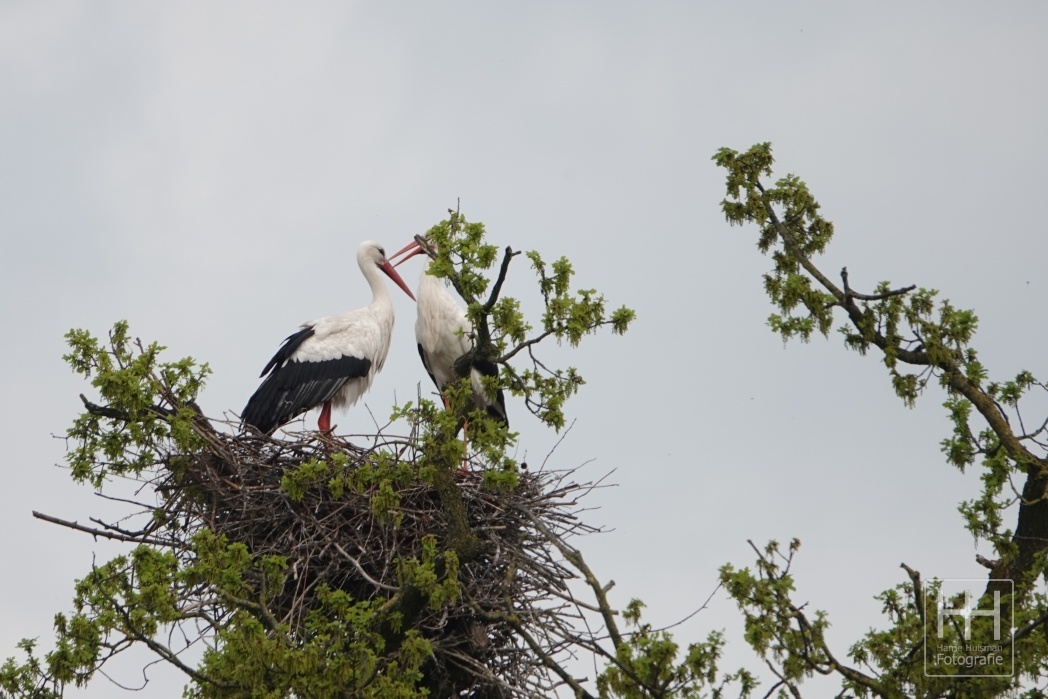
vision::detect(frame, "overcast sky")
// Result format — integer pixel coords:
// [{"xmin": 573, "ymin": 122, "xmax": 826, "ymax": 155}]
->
[{"xmin": 2, "ymin": 3, "xmax": 1047, "ymax": 696}]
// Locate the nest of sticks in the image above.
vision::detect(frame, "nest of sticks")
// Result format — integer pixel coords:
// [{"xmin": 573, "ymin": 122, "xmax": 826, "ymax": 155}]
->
[{"xmin": 54, "ymin": 411, "xmax": 605, "ymax": 698}]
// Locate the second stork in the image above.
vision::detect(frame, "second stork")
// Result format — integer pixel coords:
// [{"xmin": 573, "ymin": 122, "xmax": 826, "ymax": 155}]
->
[{"xmin": 391, "ymin": 238, "xmax": 509, "ymax": 428}]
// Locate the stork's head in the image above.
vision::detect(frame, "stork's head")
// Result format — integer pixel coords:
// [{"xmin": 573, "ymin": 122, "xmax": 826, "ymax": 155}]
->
[{"xmin": 359, "ymin": 240, "xmax": 416, "ymax": 301}]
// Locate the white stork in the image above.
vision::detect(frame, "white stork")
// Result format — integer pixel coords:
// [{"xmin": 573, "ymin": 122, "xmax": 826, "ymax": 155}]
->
[
  {"xmin": 241, "ymin": 241, "xmax": 416, "ymax": 435},
  {"xmin": 390, "ymin": 239, "xmax": 508, "ymax": 427}
]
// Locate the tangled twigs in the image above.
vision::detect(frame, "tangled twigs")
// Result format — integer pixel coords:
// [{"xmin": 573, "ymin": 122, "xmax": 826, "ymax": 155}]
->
[{"xmin": 43, "ymin": 410, "xmax": 611, "ymax": 697}]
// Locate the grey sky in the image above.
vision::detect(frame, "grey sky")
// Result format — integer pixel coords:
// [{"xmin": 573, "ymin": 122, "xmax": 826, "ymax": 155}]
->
[{"xmin": 2, "ymin": 3, "xmax": 1047, "ymax": 696}]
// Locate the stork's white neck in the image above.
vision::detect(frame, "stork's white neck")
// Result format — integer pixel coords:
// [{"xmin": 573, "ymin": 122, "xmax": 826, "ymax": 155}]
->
[
  {"xmin": 357, "ymin": 247, "xmax": 394, "ymax": 308},
  {"xmin": 418, "ymin": 259, "xmax": 442, "ymax": 288}
]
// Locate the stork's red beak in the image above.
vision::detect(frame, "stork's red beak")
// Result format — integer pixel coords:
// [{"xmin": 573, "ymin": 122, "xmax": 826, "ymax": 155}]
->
[
  {"xmin": 379, "ymin": 259, "xmax": 416, "ymax": 301},
  {"xmin": 389, "ymin": 239, "xmax": 426, "ymax": 268}
]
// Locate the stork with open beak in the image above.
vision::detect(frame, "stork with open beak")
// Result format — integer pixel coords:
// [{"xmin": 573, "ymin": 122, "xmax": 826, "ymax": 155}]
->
[
  {"xmin": 241, "ymin": 240, "xmax": 416, "ymax": 436},
  {"xmin": 390, "ymin": 238, "xmax": 508, "ymax": 428}
]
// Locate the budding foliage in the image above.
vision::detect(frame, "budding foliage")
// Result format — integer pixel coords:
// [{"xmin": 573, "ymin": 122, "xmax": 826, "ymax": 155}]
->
[
  {"xmin": 715, "ymin": 143, "xmax": 1048, "ymax": 696},
  {"xmin": 63, "ymin": 320, "xmax": 210, "ymax": 488},
  {"xmin": 401, "ymin": 208, "xmax": 635, "ymax": 438},
  {"xmin": 3, "ymin": 210, "xmax": 643, "ymax": 698}
]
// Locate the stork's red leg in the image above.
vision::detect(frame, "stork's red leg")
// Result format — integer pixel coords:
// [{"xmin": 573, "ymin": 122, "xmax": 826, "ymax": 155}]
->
[
  {"xmin": 440, "ymin": 394, "xmax": 469, "ymax": 471},
  {"xmin": 318, "ymin": 401, "xmax": 332, "ymax": 435}
]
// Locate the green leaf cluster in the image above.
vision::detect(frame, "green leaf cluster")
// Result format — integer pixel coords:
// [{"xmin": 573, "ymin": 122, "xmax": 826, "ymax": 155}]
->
[
  {"xmin": 63, "ymin": 320, "xmax": 210, "ymax": 488},
  {"xmin": 715, "ymin": 143, "xmax": 1048, "ymax": 695},
  {"xmin": 597, "ymin": 600, "xmax": 756, "ymax": 699},
  {"xmin": 411, "ymin": 208, "xmax": 634, "ymax": 434},
  {"xmin": 194, "ymin": 587, "xmax": 430, "ymax": 699},
  {"xmin": 715, "ymin": 142, "xmax": 1048, "ymax": 554},
  {"xmin": 4, "ymin": 207, "xmax": 644, "ymax": 698},
  {"xmin": 719, "ymin": 540, "xmax": 831, "ymax": 687},
  {"xmin": 396, "ymin": 535, "xmax": 460, "ymax": 611},
  {"xmin": 1, "ymin": 526, "xmax": 432, "ymax": 699},
  {"xmin": 722, "ymin": 541, "xmax": 1048, "ymax": 696},
  {"xmin": 714, "ymin": 144, "xmax": 835, "ymax": 343}
]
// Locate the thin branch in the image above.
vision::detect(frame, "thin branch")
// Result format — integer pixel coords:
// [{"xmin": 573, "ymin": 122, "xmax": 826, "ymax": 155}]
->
[
  {"xmin": 483, "ymin": 245, "xmax": 520, "ymax": 312},
  {"xmin": 471, "ymin": 606, "xmax": 597, "ymax": 699},
  {"xmin": 523, "ymin": 508, "xmax": 623, "ymax": 649},
  {"xmin": 33, "ymin": 511, "xmax": 168, "ymax": 546},
  {"xmin": 761, "ymin": 658, "xmax": 800, "ymax": 699},
  {"xmin": 841, "ymin": 266, "xmax": 916, "ymax": 301},
  {"xmin": 747, "ymin": 540, "xmax": 888, "ymax": 695},
  {"xmin": 648, "ymin": 581, "xmax": 722, "ymax": 634},
  {"xmin": 333, "ymin": 543, "xmax": 400, "ymax": 592},
  {"xmin": 1003, "ymin": 607, "xmax": 1048, "ymax": 648},
  {"xmin": 758, "ymin": 183, "xmax": 1043, "ymax": 472},
  {"xmin": 498, "ymin": 329, "xmax": 556, "ymax": 364},
  {"xmin": 79, "ymin": 393, "xmax": 174, "ymax": 420},
  {"xmin": 115, "ymin": 604, "xmax": 233, "ymax": 689}
]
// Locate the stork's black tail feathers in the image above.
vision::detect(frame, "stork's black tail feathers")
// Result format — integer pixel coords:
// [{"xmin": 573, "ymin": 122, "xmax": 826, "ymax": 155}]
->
[
  {"xmin": 241, "ymin": 325, "xmax": 370, "ymax": 435},
  {"xmin": 471, "ymin": 358, "xmax": 509, "ymax": 428}
]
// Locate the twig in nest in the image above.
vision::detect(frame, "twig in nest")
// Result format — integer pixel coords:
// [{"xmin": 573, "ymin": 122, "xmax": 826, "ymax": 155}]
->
[{"xmin": 43, "ymin": 411, "xmax": 610, "ymax": 698}]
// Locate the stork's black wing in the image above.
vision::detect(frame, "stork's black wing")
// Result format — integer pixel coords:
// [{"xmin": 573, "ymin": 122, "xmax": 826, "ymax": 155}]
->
[
  {"xmin": 416, "ymin": 341, "xmax": 508, "ymax": 428},
  {"xmin": 241, "ymin": 327, "xmax": 372, "ymax": 434},
  {"xmin": 418, "ymin": 343, "xmax": 440, "ymax": 390},
  {"xmin": 471, "ymin": 357, "xmax": 508, "ymax": 428}
]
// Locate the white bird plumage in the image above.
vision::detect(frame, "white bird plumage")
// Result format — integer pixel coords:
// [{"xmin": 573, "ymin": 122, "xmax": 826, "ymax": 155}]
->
[
  {"xmin": 241, "ymin": 240, "xmax": 416, "ymax": 435},
  {"xmin": 392, "ymin": 240, "xmax": 508, "ymax": 426}
]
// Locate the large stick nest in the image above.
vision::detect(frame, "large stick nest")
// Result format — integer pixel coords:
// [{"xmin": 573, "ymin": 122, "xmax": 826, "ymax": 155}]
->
[{"xmin": 81, "ymin": 413, "xmax": 604, "ymax": 698}]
